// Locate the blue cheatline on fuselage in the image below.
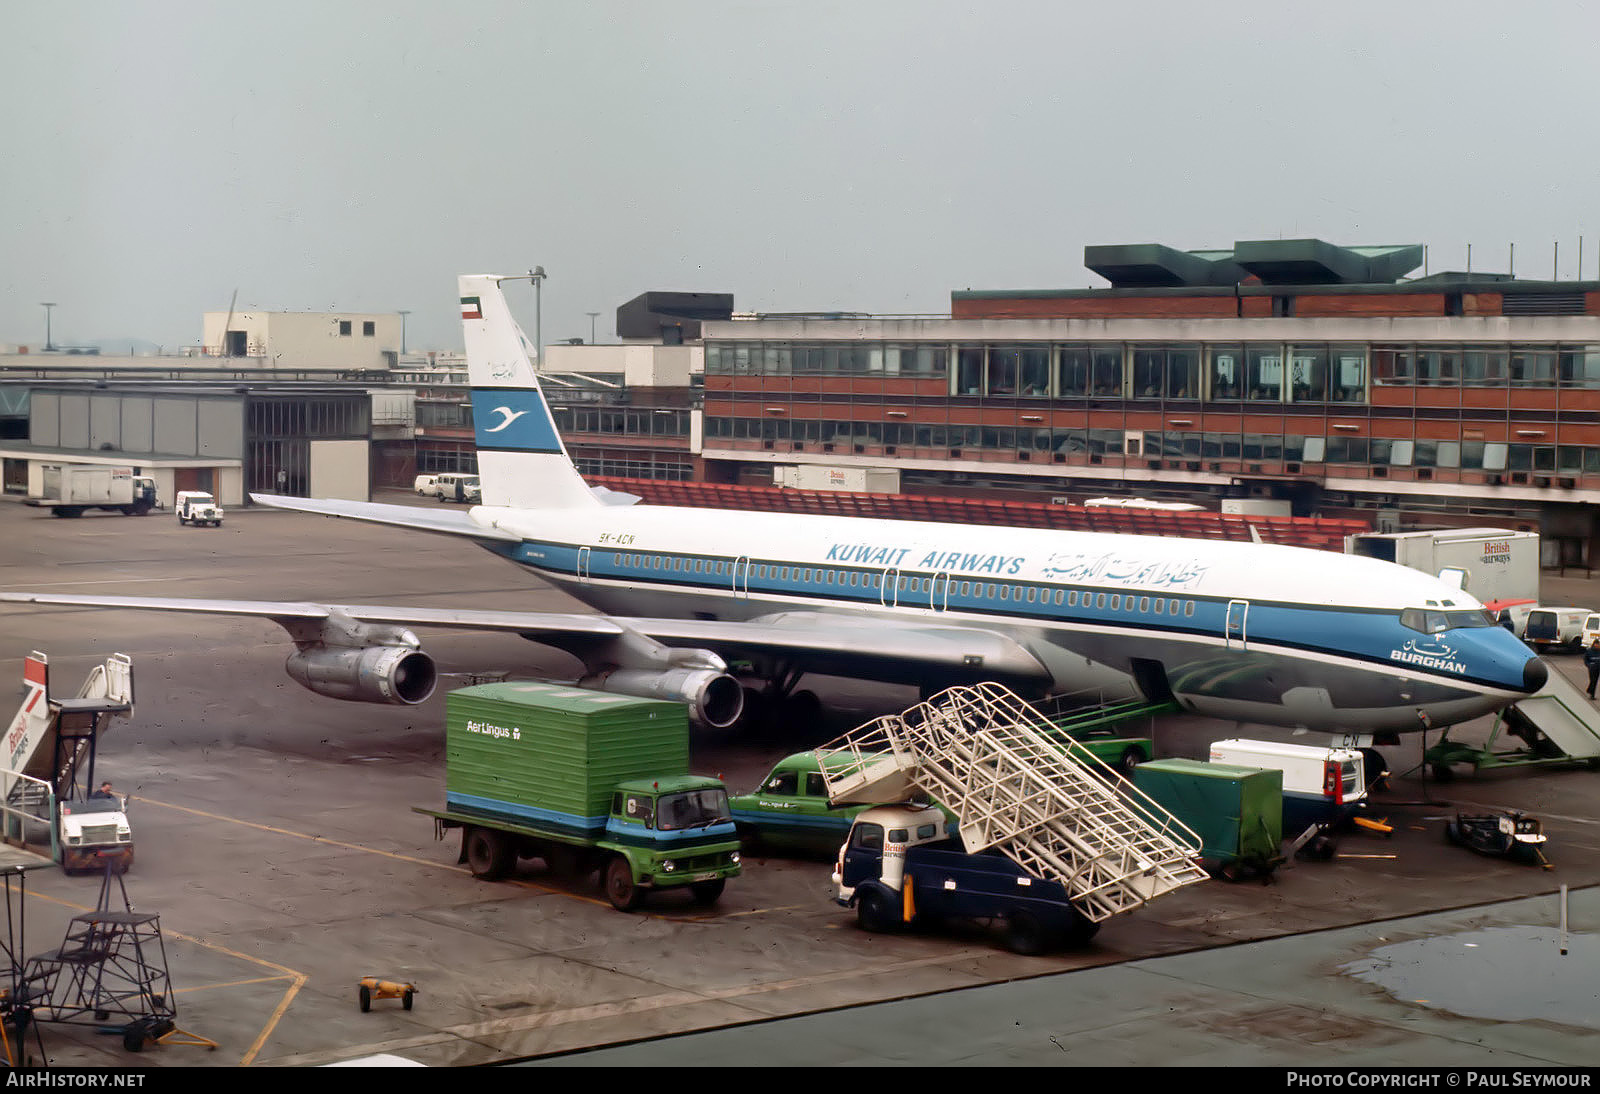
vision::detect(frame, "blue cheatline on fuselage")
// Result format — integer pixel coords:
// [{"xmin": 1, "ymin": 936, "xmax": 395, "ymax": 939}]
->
[
  {"xmin": 479, "ymin": 536, "xmax": 1537, "ymax": 698},
  {"xmin": 470, "ymin": 387, "xmax": 564, "ymax": 454}
]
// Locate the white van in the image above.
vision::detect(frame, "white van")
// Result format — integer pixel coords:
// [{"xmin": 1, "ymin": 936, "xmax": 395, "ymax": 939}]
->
[
  {"xmin": 1208, "ymin": 739, "xmax": 1367, "ymax": 834},
  {"xmin": 1523, "ymin": 607, "xmax": 1592, "ymax": 652},
  {"xmin": 1582, "ymin": 612, "xmax": 1600, "ymax": 650},
  {"xmin": 432, "ymin": 473, "xmax": 481, "ymax": 503}
]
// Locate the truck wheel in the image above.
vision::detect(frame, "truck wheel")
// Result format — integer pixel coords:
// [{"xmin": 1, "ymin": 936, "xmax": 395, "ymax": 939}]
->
[
  {"xmin": 1004, "ymin": 911, "xmax": 1050, "ymax": 956},
  {"xmin": 604, "ymin": 856, "xmax": 642, "ymax": 912},
  {"xmin": 690, "ymin": 879, "xmax": 725, "ymax": 906},
  {"xmin": 1117, "ymin": 745, "xmax": 1148, "ymax": 777},
  {"xmin": 359, "ymin": 985, "xmax": 371, "ymax": 1012},
  {"xmin": 464, "ymin": 827, "xmax": 513, "ymax": 881},
  {"xmin": 1060, "ymin": 907, "xmax": 1101, "ymax": 949},
  {"xmin": 855, "ymin": 888, "xmax": 900, "ymax": 933}
]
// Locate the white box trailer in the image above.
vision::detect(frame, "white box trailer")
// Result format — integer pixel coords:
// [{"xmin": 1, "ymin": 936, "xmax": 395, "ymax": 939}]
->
[
  {"xmin": 26, "ymin": 463, "xmax": 159, "ymax": 517},
  {"xmin": 773, "ymin": 464, "xmax": 901, "ymax": 494},
  {"xmin": 1344, "ymin": 528, "xmax": 1539, "ymax": 618}
]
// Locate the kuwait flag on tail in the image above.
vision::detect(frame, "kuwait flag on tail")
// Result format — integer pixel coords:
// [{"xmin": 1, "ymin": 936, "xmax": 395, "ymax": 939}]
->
[{"xmin": 460, "ymin": 296, "xmax": 483, "ymax": 319}]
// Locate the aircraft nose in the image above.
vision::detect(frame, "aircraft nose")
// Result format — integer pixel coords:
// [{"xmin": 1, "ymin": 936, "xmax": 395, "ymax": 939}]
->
[{"xmin": 1523, "ymin": 656, "xmax": 1548, "ymax": 693}]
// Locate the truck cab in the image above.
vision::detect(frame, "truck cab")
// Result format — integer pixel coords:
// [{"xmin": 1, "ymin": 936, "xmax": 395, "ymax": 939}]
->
[
  {"xmin": 175, "ymin": 491, "xmax": 224, "ymax": 527},
  {"xmin": 59, "ymin": 793, "xmax": 133, "ymax": 874},
  {"xmin": 832, "ymin": 804, "xmax": 1098, "ymax": 954},
  {"xmin": 602, "ymin": 775, "xmax": 741, "ymax": 910}
]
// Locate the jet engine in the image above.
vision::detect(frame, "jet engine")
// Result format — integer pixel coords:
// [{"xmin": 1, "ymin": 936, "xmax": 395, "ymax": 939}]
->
[
  {"xmin": 278, "ymin": 610, "xmax": 437, "ymax": 705},
  {"xmin": 580, "ymin": 668, "xmax": 744, "ymax": 729},
  {"xmin": 286, "ymin": 645, "xmax": 437, "ymax": 705}
]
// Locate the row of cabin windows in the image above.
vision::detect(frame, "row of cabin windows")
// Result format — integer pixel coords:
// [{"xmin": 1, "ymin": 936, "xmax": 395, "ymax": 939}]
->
[{"xmin": 604, "ymin": 552, "xmax": 1199, "ymax": 616}]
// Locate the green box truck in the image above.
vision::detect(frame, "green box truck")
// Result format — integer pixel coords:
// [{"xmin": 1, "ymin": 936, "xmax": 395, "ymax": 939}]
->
[{"xmin": 414, "ymin": 682, "xmax": 741, "ymax": 910}]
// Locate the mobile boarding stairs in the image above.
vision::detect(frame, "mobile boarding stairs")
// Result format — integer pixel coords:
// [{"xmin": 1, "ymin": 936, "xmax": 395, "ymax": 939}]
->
[
  {"xmin": 1425, "ymin": 651, "xmax": 1600, "ymax": 778},
  {"xmin": 818, "ymin": 683, "xmax": 1209, "ymax": 923},
  {"xmin": 0, "ymin": 651, "xmax": 133, "ymax": 861}
]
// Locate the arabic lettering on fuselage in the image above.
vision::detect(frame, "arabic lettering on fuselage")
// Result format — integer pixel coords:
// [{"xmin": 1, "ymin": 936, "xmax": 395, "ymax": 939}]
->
[
  {"xmin": 1042, "ymin": 551, "xmax": 1209, "ymax": 590},
  {"xmin": 824, "ymin": 543, "xmax": 1025, "ymax": 575}
]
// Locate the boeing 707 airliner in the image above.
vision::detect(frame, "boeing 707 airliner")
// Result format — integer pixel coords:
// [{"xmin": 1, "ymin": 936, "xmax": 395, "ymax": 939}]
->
[{"xmin": 0, "ymin": 274, "xmax": 1548, "ymax": 754}]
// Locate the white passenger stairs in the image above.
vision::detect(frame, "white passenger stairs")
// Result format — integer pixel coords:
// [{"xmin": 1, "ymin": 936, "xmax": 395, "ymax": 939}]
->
[
  {"xmin": 2, "ymin": 651, "xmax": 134, "ymax": 806},
  {"xmin": 819, "ymin": 683, "xmax": 1209, "ymax": 922}
]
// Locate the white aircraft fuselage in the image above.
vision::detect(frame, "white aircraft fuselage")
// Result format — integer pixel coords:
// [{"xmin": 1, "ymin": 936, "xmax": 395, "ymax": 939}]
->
[{"xmin": 470, "ymin": 498, "xmax": 1547, "ymax": 735}]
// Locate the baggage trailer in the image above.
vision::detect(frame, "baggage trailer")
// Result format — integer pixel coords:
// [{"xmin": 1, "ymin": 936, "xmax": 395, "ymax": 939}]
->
[
  {"xmin": 1132, "ymin": 758, "xmax": 1284, "ymax": 881},
  {"xmin": 414, "ymin": 682, "xmax": 741, "ymax": 911}
]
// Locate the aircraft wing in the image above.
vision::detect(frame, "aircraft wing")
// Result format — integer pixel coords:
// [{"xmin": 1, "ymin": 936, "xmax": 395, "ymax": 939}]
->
[
  {"xmin": 248, "ymin": 494, "xmax": 523, "ymax": 542},
  {"xmin": 617, "ymin": 611, "xmax": 1053, "ymax": 687},
  {"xmin": 0, "ymin": 594, "xmax": 1048, "ymax": 687}
]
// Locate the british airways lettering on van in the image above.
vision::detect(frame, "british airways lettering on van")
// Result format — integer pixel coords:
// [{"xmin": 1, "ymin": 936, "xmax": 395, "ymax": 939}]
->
[
  {"xmin": 1390, "ymin": 637, "xmax": 1468, "ymax": 675},
  {"xmin": 470, "ymin": 388, "xmax": 563, "ymax": 454},
  {"xmin": 1043, "ymin": 551, "xmax": 1209, "ymax": 590}
]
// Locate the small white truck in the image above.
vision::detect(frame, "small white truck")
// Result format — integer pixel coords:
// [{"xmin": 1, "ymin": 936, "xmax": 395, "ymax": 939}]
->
[
  {"xmin": 59, "ymin": 792, "xmax": 134, "ymax": 874},
  {"xmin": 175, "ymin": 491, "xmax": 225, "ymax": 527}
]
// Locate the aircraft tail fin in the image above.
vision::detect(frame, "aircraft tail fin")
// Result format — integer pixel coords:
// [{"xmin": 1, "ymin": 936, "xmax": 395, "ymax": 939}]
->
[{"xmin": 460, "ymin": 273, "xmax": 600, "ymax": 511}]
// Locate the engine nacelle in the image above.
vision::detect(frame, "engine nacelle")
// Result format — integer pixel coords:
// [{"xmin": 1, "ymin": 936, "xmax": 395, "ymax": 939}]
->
[
  {"xmin": 582, "ymin": 668, "xmax": 744, "ymax": 729},
  {"xmin": 285, "ymin": 646, "xmax": 437, "ymax": 705}
]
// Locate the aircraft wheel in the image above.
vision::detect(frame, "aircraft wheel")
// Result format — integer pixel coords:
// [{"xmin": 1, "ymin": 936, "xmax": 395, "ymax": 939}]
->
[
  {"xmin": 1359, "ymin": 748, "xmax": 1389, "ymax": 791},
  {"xmin": 359, "ymin": 985, "xmax": 371, "ymax": 1012}
]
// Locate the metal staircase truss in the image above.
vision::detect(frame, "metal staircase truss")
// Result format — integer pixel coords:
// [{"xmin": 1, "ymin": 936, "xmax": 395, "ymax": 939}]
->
[{"xmin": 819, "ymin": 683, "xmax": 1209, "ymax": 922}]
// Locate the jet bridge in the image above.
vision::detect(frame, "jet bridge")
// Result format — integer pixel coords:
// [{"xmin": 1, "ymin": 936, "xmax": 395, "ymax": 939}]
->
[{"xmin": 817, "ymin": 683, "xmax": 1208, "ymax": 923}]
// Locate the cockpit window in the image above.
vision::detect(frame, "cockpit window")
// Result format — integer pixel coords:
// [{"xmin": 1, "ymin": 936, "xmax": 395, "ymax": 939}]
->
[{"xmin": 1400, "ymin": 608, "xmax": 1496, "ymax": 633}]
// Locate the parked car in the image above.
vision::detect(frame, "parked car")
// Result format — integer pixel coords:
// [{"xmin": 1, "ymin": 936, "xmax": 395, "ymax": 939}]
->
[
  {"xmin": 175, "ymin": 491, "xmax": 224, "ymax": 527},
  {"xmin": 413, "ymin": 474, "xmax": 439, "ymax": 496}
]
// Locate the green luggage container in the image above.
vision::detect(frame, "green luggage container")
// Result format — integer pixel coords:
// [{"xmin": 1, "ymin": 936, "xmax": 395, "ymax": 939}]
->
[{"xmin": 1132, "ymin": 758, "xmax": 1284, "ymax": 880}]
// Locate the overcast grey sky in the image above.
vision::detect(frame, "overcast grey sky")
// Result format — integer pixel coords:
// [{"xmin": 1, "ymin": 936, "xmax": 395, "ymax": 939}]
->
[{"xmin": 5, "ymin": 1, "xmax": 1600, "ymax": 353}]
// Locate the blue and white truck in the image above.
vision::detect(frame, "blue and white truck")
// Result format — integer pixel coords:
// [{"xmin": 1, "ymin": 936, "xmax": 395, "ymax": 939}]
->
[{"xmin": 831, "ymin": 803, "xmax": 1100, "ymax": 954}]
